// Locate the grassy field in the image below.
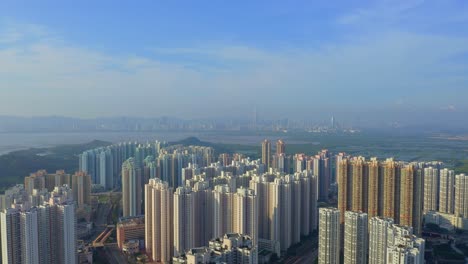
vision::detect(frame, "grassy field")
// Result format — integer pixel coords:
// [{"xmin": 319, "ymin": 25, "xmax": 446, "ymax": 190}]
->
[{"xmin": 455, "ymin": 160, "xmax": 468, "ymax": 174}]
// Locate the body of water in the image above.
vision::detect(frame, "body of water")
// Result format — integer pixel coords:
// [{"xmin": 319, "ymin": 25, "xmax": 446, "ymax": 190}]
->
[{"xmin": 0, "ymin": 131, "xmax": 307, "ymax": 155}]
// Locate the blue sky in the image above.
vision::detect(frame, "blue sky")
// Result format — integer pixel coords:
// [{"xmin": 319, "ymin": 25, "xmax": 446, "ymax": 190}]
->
[{"xmin": 0, "ymin": 0, "xmax": 467, "ymax": 124}]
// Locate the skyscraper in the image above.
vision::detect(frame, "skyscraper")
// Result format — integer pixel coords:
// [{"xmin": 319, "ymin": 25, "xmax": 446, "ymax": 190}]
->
[
  {"xmin": 351, "ymin": 157, "xmax": 367, "ymax": 212},
  {"xmin": 344, "ymin": 211, "xmax": 368, "ymax": 264},
  {"xmin": 232, "ymin": 188, "xmax": 258, "ymax": 244},
  {"xmin": 367, "ymin": 158, "xmax": 381, "ymax": 219},
  {"xmin": 318, "ymin": 208, "xmax": 340, "ymax": 264},
  {"xmin": 122, "ymin": 158, "xmax": 143, "ymax": 217},
  {"xmin": 1, "ymin": 198, "xmax": 77, "ymax": 264},
  {"xmin": 213, "ymin": 185, "xmax": 233, "ymax": 239},
  {"xmin": 368, "ymin": 217, "xmax": 394, "ymax": 264},
  {"xmin": 173, "ymin": 186, "xmax": 195, "ymax": 257},
  {"xmin": 276, "ymin": 140, "xmax": 285, "ymax": 155},
  {"xmin": 338, "ymin": 158, "xmax": 352, "ymax": 224},
  {"xmin": 400, "ymin": 165, "xmax": 424, "ymax": 236},
  {"xmin": 399, "ymin": 165, "xmax": 414, "ymax": 227},
  {"xmin": 383, "ymin": 159, "xmax": 399, "ymax": 221},
  {"xmin": 286, "ymin": 174, "xmax": 301, "ymax": 245},
  {"xmin": 54, "ymin": 202, "xmax": 77, "ymax": 264},
  {"xmin": 439, "ymin": 168, "xmax": 455, "ymax": 214},
  {"xmin": 261, "ymin": 140, "xmax": 271, "ymax": 169},
  {"xmin": 71, "ymin": 171, "xmax": 91, "ymax": 208},
  {"xmin": 270, "ymin": 177, "xmax": 292, "ymax": 251},
  {"xmin": 145, "ymin": 178, "xmax": 173, "ymax": 263},
  {"xmin": 1, "ymin": 208, "xmax": 21, "ymax": 264},
  {"xmin": 423, "ymin": 167, "xmax": 439, "ymax": 212},
  {"xmin": 368, "ymin": 217, "xmax": 416, "ymax": 264},
  {"xmin": 455, "ymin": 173, "xmax": 468, "ymax": 218},
  {"xmin": 192, "ymin": 181, "xmax": 213, "ymax": 247},
  {"xmin": 317, "ymin": 150, "xmax": 332, "ymax": 201}
]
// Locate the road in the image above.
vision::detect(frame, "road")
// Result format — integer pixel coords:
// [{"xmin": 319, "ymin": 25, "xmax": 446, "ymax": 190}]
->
[
  {"xmin": 282, "ymin": 238, "xmax": 318, "ymax": 264},
  {"xmin": 104, "ymin": 243, "xmax": 129, "ymax": 264}
]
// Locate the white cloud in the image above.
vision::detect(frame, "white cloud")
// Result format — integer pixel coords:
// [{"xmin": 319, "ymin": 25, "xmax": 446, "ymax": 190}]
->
[{"xmin": 0, "ymin": 21, "xmax": 468, "ymax": 118}]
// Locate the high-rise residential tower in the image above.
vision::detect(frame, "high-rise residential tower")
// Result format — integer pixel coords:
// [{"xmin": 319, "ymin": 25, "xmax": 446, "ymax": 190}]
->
[
  {"xmin": 145, "ymin": 178, "xmax": 173, "ymax": 263},
  {"xmin": 368, "ymin": 217, "xmax": 394, "ymax": 264},
  {"xmin": 383, "ymin": 159, "xmax": 399, "ymax": 221},
  {"xmin": 261, "ymin": 140, "xmax": 271, "ymax": 169},
  {"xmin": 213, "ymin": 184, "xmax": 233, "ymax": 239},
  {"xmin": 367, "ymin": 158, "xmax": 381, "ymax": 219},
  {"xmin": 423, "ymin": 167, "xmax": 439, "ymax": 212},
  {"xmin": 192, "ymin": 181, "xmax": 213, "ymax": 247},
  {"xmin": 338, "ymin": 158, "xmax": 352, "ymax": 224},
  {"xmin": 122, "ymin": 158, "xmax": 143, "ymax": 217},
  {"xmin": 455, "ymin": 174, "xmax": 468, "ymax": 218},
  {"xmin": 399, "ymin": 165, "xmax": 424, "ymax": 236},
  {"xmin": 344, "ymin": 211, "xmax": 368, "ymax": 264},
  {"xmin": 71, "ymin": 171, "xmax": 91, "ymax": 208},
  {"xmin": 276, "ymin": 140, "xmax": 285, "ymax": 155},
  {"xmin": 318, "ymin": 208, "xmax": 340, "ymax": 264},
  {"xmin": 173, "ymin": 186, "xmax": 195, "ymax": 257},
  {"xmin": 351, "ymin": 157, "xmax": 367, "ymax": 212},
  {"xmin": 232, "ymin": 188, "xmax": 258, "ymax": 244},
  {"xmin": 439, "ymin": 168, "xmax": 455, "ymax": 214}
]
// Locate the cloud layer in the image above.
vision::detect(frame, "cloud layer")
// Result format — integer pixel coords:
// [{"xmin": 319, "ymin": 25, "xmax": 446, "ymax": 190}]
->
[{"xmin": 0, "ymin": 1, "xmax": 467, "ymax": 124}]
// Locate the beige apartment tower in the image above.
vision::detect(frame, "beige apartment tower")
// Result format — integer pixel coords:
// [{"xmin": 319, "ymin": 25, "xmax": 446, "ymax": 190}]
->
[
  {"xmin": 71, "ymin": 171, "xmax": 91, "ymax": 208},
  {"xmin": 145, "ymin": 178, "xmax": 173, "ymax": 263},
  {"xmin": 351, "ymin": 157, "xmax": 368, "ymax": 212},
  {"xmin": 261, "ymin": 139, "xmax": 271, "ymax": 169},
  {"xmin": 276, "ymin": 139, "xmax": 285, "ymax": 155},
  {"xmin": 367, "ymin": 158, "xmax": 381, "ymax": 218}
]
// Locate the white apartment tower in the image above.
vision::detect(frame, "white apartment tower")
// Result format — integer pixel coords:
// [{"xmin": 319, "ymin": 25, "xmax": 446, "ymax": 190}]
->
[
  {"xmin": 192, "ymin": 181, "xmax": 214, "ymax": 247},
  {"xmin": 173, "ymin": 186, "xmax": 195, "ymax": 257},
  {"xmin": 455, "ymin": 173, "xmax": 468, "ymax": 218},
  {"xmin": 232, "ymin": 188, "xmax": 258, "ymax": 244},
  {"xmin": 269, "ymin": 177, "xmax": 292, "ymax": 251},
  {"xmin": 122, "ymin": 158, "xmax": 142, "ymax": 217},
  {"xmin": 1, "ymin": 208, "xmax": 21, "ymax": 264},
  {"xmin": 423, "ymin": 167, "xmax": 439, "ymax": 212},
  {"xmin": 439, "ymin": 168, "xmax": 455, "ymax": 214},
  {"xmin": 344, "ymin": 211, "xmax": 368, "ymax": 264},
  {"xmin": 318, "ymin": 207, "xmax": 340, "ymax": 264},
  {"xmin": 369, "ymin": 217, "xmax": 394, "ymax": 264},
  {"xmin": 213, "ymin": 184, "xmax": 233, "ymax": 239}
]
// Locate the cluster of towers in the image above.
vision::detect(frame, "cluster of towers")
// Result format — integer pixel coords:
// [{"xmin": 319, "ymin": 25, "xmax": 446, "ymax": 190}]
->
[
  {"xmin": 0, "ymin": 185, "xmax": 77, "ymax": 264},
  {"xmin": 79, "ymin": 141, "xmax": 164, "ymax": 189},
  {"xmin": 319, "ymin": 208, "xmax": 425, "ymax": 264},
  {"xmin": 143, "ymin": 164, "xmax": 318, "ymax": 263},
  {"xmin": 120, "ymin": 145, "xmax": 217, "ymax": 218},
  {"xmin": 336, "ymin": 155, "xmax": 468, "ymax": 235},
  {"xmin": 337, "ymin": 156, "xmax": 444, "ymax": 235},
  {"xmin": 261, "ymin": 139, "xmax": 332, "ymax": 201}
]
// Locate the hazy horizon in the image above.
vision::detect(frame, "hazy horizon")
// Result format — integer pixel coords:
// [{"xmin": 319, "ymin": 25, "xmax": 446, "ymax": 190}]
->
[{"xmin": 1, "ymin": 1, "xmax": 467, "ymax": 126}]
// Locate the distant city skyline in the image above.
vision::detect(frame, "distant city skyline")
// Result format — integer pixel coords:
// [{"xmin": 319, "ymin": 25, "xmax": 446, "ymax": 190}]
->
[{"xmin": 0, "ymin": 1, "xmax": 467, "ymax": 123}]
